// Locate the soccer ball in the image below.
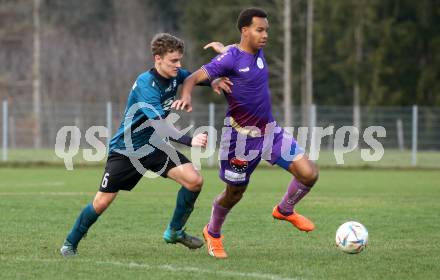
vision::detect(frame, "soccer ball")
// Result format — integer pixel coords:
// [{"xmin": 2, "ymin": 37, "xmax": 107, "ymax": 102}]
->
[{"xmin": 335, "ymin": 221, "xmax": 368, "ymax": 254}]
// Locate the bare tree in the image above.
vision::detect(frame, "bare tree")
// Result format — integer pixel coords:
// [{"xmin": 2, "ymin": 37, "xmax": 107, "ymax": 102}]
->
[
  {"xmin": 302, "ymin": 0, "xmax": 314, "ymax": 130},
  {"xmin": 353, "ymin": 5, "xmax": 363, "ymax": 131},
  {"xmin": 283, "ymin": 0, "xmax": 292, "ymax": 127},
  {"xmin": 33, "ymin": 0, "xmax": 41, "ymax": 148}
]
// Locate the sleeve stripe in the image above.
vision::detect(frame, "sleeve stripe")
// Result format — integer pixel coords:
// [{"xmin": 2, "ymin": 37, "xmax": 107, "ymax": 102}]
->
[{"xmin": 201, "ymin": 66, "xmax": 212, "ymax": 81}]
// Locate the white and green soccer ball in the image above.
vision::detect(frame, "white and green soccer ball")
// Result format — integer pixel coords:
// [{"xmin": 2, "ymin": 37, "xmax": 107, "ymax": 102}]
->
[{"xmin": 335, "ymin": 221, "xmax": 368, "ymax": 254}]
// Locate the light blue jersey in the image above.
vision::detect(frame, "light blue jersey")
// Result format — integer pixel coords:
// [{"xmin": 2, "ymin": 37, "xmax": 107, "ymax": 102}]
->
[{"xmin": 109, "ymin": 68, "xmax": 191, "ymax": 155}]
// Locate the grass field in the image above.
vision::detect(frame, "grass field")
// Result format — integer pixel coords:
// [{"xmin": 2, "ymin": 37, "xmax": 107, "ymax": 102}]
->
[
  {"xmin": 1, "ymin": 167, "xmax": 439, "ymax": 279},
  {"xmin": 2, "ymin": 148, "xmax": 440, "ymax": 168}
]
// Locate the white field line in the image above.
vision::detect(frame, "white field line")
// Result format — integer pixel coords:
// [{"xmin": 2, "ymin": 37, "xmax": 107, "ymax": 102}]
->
[
  {"xmin": 0, "ymin": 182, "xmax": 65, "ymax": 187},
  {"xmin": 0, "ymin": 192, "xmax": 92, "ymax": 196},
  {"xmin": 0, "ymin": 256, "xmax": 300, "ymax": 280}
]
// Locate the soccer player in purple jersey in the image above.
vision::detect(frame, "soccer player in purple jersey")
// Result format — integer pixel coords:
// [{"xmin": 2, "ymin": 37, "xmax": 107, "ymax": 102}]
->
[{"xmin": 172, "ymin": 8, "xmax": 319, "ymax": 258}]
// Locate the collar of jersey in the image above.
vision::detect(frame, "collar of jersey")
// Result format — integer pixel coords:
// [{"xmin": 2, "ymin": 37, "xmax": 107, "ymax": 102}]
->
[
  {"xmin": 236, "ymin": 44, "xmax": 259, "ymax": 56},
  {"xmin": 150, "ymin": 68, "xmax": 172, "ymax": 90}
]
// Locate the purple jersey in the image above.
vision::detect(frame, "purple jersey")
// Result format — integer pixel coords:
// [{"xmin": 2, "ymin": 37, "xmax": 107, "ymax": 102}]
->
[{"xmin": 202, "ymin": 46, "xmax": 274, "ymax": 131}]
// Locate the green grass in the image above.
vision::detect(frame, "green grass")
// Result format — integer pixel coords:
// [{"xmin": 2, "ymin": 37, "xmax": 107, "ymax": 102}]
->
[
  {"xmin": 2, "ymin": 148, "xmax": 440, "ymax": 169},
  {"xmin": 0, "ymin": 167, "xmax": 439, "ymax": 279}
]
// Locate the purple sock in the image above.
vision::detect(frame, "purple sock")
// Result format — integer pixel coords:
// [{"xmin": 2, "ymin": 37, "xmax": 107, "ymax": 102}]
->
[
  {"xmin": 207, "ymin": 200, "xmax": 230, "ymax": 238},
  {"xmin": 277, "ymin": 178, "xmax": 311, "ymax": 216}
]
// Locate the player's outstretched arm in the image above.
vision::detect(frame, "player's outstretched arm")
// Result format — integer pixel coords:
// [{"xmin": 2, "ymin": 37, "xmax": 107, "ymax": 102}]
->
[
  {"xmin": 149, "ymin": 118, "xmax": 207, "ymax": 148},
  {"xmin": 149, "ymin": 118, "xmax": 193, "ymax": 147},
  {"xmin": 171, "ymin": 69, "xmax": 208, "ymax": 112},
  {"xmin": 203, "ymin": 42, "xmax": 233, "ymax": 53}
]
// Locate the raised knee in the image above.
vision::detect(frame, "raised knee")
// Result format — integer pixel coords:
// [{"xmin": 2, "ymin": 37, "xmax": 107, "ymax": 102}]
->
[
  {"xmin": 93, "ymin": 201, "xmax": 106, "ymax": 214},
  {"xmin": 233, "ymin": 192, "xmax": 244, "ymax": 203},
  {"xmin": 300, "ymin": 165, "xmax": 319, "ymax": 187},
  {"xmin": 93, "ymin": 198, "xmax": 111, "ymax": 214},
  {"xmin": 229, "ymin": 188, "xmax": 245, "ymax": 203},
  {"xmin": 185, "ymin": 174, "xmax": 203, "ymax": 192}
]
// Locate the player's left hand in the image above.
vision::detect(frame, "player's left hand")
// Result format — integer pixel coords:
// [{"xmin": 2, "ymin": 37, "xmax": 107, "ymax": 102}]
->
[
  {"xmin": 191, "ymin": 133, "xmax": 208, "ymax": 148},
  {"xmin": 211, "ymin": 77, "xmax": 233, "ymax": 95},
  {"xmin": 203, "ymin": 42, "xmax": 231, "ymax": 54}
]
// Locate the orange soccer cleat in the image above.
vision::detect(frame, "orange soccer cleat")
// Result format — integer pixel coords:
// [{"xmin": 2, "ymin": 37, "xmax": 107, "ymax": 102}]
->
[
  {"xmin": 272, "ymin": 206, "xmax": 315, "ymax": 232},
  {"xmin": 202, "ymin": 225, "xmax": 228, "ymax": 259}
]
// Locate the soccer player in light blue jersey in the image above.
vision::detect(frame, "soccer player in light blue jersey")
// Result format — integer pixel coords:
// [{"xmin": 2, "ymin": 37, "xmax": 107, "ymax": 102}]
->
[
  {"xmin": 60, "ymin": 33, "xmax": 231, "ymax": 256},
  {"xmin": 173, "ymin": 8, "xmax": 319, "ymax": 258}
]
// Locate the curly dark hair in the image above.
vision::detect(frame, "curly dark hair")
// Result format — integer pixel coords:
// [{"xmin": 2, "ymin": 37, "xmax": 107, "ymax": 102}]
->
[
  {"xmin": 236, "ymin": 7, "xmax": 268, "ymax": 32},
  {"xmin": 151, "ymin": 33, "xmax": 184, "ymax": 57}
]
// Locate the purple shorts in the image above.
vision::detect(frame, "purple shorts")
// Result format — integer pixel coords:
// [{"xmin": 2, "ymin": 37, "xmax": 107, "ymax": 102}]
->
[{"xmin": 218, "ymin": 124, "xmax": 304, "ymax": 186}]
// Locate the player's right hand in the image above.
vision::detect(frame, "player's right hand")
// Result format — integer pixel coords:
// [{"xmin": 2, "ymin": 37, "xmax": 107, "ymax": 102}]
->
[
  {"xmin": 171, "ymin": 98, "xmax": 192, "ymax": 112},
  {"xmin": 191, "ymin": 133, "xmax": 208, "ymax": 148},
  {"xmin": 211, "ymin": 77, "xmax": 233, "ymax": 95}
]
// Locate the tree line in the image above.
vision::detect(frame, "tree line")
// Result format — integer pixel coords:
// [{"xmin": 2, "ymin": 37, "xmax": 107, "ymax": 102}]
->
[{"xmin": 1, "ymin": 0, "xmax": 438, "ymax": 108}]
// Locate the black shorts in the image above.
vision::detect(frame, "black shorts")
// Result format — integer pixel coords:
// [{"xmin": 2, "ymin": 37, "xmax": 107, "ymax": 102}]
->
[{"xmin": 98, "ymin": 149, "xmax": 191, "ymax": 193}]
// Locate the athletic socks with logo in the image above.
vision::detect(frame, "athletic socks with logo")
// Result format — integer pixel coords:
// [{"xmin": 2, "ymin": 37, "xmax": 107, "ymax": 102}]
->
[
  {"xmin": 207, "ymin": 201, "xmax": 231, "ymax": 238},
  {"xmin": 277, "ymin": 178, "xmax": 311, "ymax": 216}
]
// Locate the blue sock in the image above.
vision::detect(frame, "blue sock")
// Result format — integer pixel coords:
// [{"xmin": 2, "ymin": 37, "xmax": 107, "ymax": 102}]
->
[
  {"xmin": 169, "ymin": 187, "xmax": 200, "ymax": 231},
  {"xmin": 66, "ymin": 203, "xmax": 100, "ymax": 248}
]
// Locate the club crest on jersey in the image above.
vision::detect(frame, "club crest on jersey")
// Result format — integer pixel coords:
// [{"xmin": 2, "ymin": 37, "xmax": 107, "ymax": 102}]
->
[
  {"xmin": 257, "ymin": 57, "xmax": 264, "ymax": 69},
  {"xmin": 230, "ymin": 157, "xmax": 248, "ymax": 173},
  {"xmin": 165, "ymin": 79, "xmax": 177, "ymax": 93}
]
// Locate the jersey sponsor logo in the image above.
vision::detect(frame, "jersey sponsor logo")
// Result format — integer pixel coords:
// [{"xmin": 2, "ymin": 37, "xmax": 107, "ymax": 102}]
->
[
  {"xmin": 230, "ymin": 157, "xmax": 248, "ymax": 173},
  {"xmin": 165, "ymin": 79, "xmax": 177, "ymax": 93},
  {"xmin": 162, "ymin": 98, "xmax": 174, "ymax": 111},
  {"xmin": 257, "ymin": 57, "xmax": 264, "ymax": 69},
  {"xmin": 224, "ymin": 169, "xmax": 246, "ymax": 182},
  {"xmin": 238, "ymin": 67, "xmax": 250, "ymax": 72}
]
